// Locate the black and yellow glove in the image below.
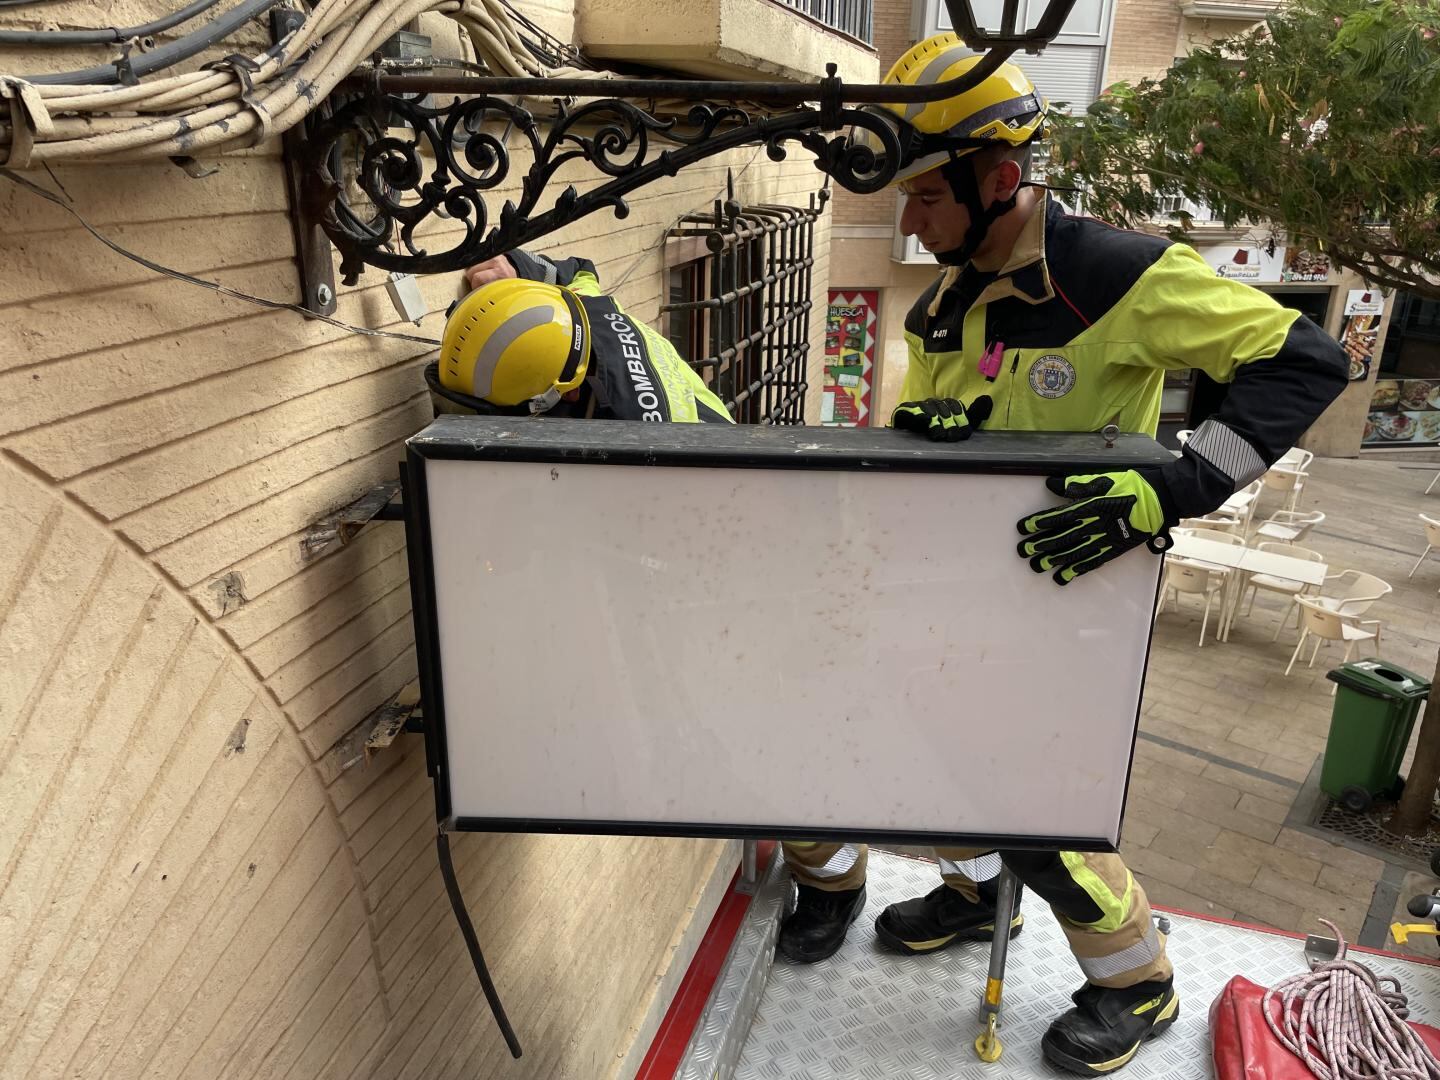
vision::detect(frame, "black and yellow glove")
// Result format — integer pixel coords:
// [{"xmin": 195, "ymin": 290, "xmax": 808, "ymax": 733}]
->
[
  {"xmin": 891, "ymin": 396, "xmax": 993, "ymax": 443},
  {"xmin": 1016, "ymin": 470, "xmax": 1175, "ymax": 586}
]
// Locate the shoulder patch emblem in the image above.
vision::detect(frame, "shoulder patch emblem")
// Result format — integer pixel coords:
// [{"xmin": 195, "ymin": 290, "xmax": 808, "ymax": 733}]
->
[{"xmin": 1028, "ymin": 355, "xmax": 1077, "ymax": 399}]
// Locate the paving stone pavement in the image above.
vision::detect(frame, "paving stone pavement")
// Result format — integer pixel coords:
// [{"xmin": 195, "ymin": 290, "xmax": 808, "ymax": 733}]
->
[
  {"xmin": 1127, "ymin": 456, "xmax": 1440, "ymax": 953},
  {"xmin": 871, "ymin": 460, "xmax": 1440, "ymax": 958}
]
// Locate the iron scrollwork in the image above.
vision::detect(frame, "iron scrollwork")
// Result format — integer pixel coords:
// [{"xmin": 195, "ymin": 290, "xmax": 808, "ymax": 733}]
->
[
  {"xmin": 305, "ymin": 90, "xmax": 902, "ymax": 283},
  {"xmin": 298, "ymin": 0, "xmax": 1081, "ymax": 283}
]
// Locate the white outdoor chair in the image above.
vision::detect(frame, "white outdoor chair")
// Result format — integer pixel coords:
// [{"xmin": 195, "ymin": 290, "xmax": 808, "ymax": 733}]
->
[
  {"xmin": 1157, "ymin": 531, "xmax": 1244, "ymax": 646},
  {"xmin": 1261, "ymin": 465, "xmax": 1308, "ymax": 515},
  {"xmin": 1410, "ymin": 514, "xmax": 1440, "ymax": 581},
  {"xmin": 1218, "ymin": 479, "xmax": 1265, "ymax": 532},
  {"xmin": 1312, "ymin": 569, "xmax": 1392, "ymax": 618},
  {"xmin": 1179, "ymin": 513, "xmax": 1242, "ymax": 535},
  {"xmin": 1276, "ymin": 447, "xmax": 1315, "ymax": 472},
  {"xmin": 1271, "ymin": 566, "xmax": 1390, "ymax": 646},
  {"xmin": 1426, "ymin": 470, "xmax": 1440, "ymax": 496},
  {"xmin": 1284, "ymin": 597, "xmax": 1383, "ymax": 693},
  {"xmin": 1254, "ymin": 509, "xmax": 1325, "ymax": 546},
  {"xmin": 1184, "ymin": 526, "xmax": 1248, "ymax": 546},
  {"xmin": 1295, "ymin": 570, "xmax": 1393, "ymax": 653},
  {"xmin": 1157, "ymin": 562, "xmax": 1230, "ymax": 647},
  {"xmin": 1229, "ymin": 543, "xmax": 1326, "ymax": 640}
]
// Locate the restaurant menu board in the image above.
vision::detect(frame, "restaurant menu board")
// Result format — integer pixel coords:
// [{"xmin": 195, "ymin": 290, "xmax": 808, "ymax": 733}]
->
[
  {"xmin": 1342, "ymin": 313, "xmax": 1381, "ymax": 382},
  {"xmin": 822, "ymin": 290, "xmax": 876, "ymax": 427},
  {"xmin": 1365, "ymin": 380, "xmax": 1440, "ymax": 446},
  {"xmin": 1345, "ymin": 289, "xmax": 1386, "ymax": 383}
]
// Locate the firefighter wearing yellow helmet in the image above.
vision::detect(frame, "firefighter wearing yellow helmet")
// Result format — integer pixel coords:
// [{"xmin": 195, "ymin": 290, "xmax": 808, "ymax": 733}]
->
[
  {"xmin": 866, "ymin": 38, "xmax": 1049, "ymax": 266},
  {"xmin": 427, "ymin": 250, "xmax": 731, "ymax": 424},
  {"xmin": 777, "ymin": 32, "xmax": 1347, "ymax": 1078}
]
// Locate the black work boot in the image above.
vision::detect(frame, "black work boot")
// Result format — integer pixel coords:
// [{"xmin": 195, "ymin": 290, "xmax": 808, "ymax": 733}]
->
[
  {"xmin": 1041, "ymin": 978, "xmax": 1179, "ymax": 1075},
  {"xmin": 873, "ymin": 882, "xmax": 1023, "ymax": 955},
  {"xmin": 776, "ymin": 884, "xmax": 866, "ymax": 963}
]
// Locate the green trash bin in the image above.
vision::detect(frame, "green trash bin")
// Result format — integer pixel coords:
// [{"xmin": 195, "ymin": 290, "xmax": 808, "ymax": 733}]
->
[{"xmin": 1321, "ymin": 658, "xmax": 1432, "ymax": 812}]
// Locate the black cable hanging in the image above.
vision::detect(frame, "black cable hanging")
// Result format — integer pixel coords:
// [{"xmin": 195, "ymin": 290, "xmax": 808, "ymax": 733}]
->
[
  {"xmin": 497, "ymin": 0, "xmax": 588, "ymax": 69},
  {"xmin": 0, "ymin": 0, "xmax": 226, "ymax": 47},
  {"xmin": 24, "ymin": 0, "xmax": 286, "ymax": 85},
  {"xmin": 436, "ymin": 830, "xmax": 523, "ymax": 1059}
]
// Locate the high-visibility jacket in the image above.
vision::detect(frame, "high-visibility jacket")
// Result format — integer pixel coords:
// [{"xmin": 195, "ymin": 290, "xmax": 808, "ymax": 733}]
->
[
  {"xmin": 900, "ymin": 194, "xmax": 1347, "ymax": 516},
  {"xmin": 506, "ymin": 249, "xmax": 733, "ymax": 425}
]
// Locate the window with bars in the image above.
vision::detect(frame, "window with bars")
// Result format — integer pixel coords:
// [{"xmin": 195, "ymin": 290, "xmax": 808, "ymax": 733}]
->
[
  {"xmin": 662, "ymin": 194, "xmax": 825, "ymax": 425},
  {"xmin": 772, "ymin": 0, "xmax": 873, "ymax": 44}
]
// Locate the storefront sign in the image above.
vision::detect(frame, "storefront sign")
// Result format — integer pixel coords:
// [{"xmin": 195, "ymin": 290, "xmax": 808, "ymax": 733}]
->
[
  {"xmin": 1199, "ymin": 242, "xmax": 1286, "ymax": 283},
  {"xmin": 822, "ymin": 290, "xmax": 877, "ymax": 427},
  {"xmin": 1364, "ymin": 379, "xmax": 1440, "ymax": 447},
  {"xmin": 1340, "ymin": 313, "xmax": 1380, "ymax": 382},
  {"xmin": 1281, "ymin": 248, "xmax": 1331, "ymax": 283},
  {"xmin": 1345, "ymin": 289, "xmax": 1385, "ymax": 316}
]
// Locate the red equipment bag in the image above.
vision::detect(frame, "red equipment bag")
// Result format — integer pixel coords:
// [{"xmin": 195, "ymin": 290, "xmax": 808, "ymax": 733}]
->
[{"xmin": 1210, "ymin": 974, "xmax": 1440, "ymax": 1078}]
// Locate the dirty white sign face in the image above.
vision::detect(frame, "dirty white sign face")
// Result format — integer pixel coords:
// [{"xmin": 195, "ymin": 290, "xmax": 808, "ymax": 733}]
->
[{"xmin": 411, "ymin": 422, "xmax": 1169, "ymax": 850}]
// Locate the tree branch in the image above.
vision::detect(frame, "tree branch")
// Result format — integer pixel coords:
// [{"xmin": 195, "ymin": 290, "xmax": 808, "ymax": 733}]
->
[{"xmin": 1076, "ymin": 143, "xmax": 1440, "ymax": 299}]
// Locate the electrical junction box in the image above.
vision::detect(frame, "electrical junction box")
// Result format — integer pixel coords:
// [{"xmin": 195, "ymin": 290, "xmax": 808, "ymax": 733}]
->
[{"xmin": 385, "ymin": 272, "xmax": 429, "ymax": 325}]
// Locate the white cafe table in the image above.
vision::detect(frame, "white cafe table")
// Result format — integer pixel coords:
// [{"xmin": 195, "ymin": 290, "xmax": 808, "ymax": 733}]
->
[{"xmin": 1166, "ymin": 533, "xmax": 1329, "ymax": 642}]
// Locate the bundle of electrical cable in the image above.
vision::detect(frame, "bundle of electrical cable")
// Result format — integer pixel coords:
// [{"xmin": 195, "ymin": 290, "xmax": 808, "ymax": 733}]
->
[
  {"xmin": 0, "ymin": 0, "xmax": 623, "ymax": 167},
  {"xmin": 1263, "ymin": 919, "xmax": 1440, "ymax": 1079}
]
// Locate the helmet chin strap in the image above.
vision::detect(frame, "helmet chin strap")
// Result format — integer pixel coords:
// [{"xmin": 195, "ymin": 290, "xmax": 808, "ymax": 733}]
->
[
  {"xmin": 933, "ymin": 150, "xmax": 1019, "ymax": 268},
  {"xmin": 528, "ymin": 386, "xmax": 563, "ymax": 415}
]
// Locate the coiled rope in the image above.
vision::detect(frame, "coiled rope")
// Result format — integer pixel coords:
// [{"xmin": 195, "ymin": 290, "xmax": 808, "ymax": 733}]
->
[{"xmin": 1263, "ymin": 919, "xmax": 1440, "ymax": 1080}]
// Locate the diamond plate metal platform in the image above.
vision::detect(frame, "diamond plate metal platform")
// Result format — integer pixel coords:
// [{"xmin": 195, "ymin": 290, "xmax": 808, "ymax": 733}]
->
[{"xmin": 685, "ymin": 849, "xmax": 1440, "ymax": 1080}]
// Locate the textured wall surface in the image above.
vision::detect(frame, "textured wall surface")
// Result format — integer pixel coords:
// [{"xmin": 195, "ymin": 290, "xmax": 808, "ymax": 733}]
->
[
  {"xmin": 1104, "ymin": 0, "xmax": 1184, "ymax": 87},
  {"xmin": 0, "ymin": 0, "xmax": 839, "ymax": 1074}
]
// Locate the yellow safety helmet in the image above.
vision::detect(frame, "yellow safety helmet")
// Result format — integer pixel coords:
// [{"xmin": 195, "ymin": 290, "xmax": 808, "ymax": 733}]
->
[
  {"xmin": 872, "ymin": 34, "xmax": 1048, "ymax": 185},
  {"xmin": 436, "ymin": 278, "xmax": 590, "ymax": 412}
]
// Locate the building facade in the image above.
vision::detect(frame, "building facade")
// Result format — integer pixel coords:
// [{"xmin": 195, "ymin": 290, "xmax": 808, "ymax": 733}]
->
[{"xmin": 0, "ymin": 2, "xmax": 874, "ymax": 1077}]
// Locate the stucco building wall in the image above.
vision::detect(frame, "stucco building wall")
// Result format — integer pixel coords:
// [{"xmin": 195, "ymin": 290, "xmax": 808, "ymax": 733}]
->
[{"xmin": 0, "ymin": 0, "xmax": 849, "ymax": 1073}]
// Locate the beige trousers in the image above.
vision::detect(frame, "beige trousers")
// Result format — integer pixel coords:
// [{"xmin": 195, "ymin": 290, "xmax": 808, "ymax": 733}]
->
[{"xmin": 780, "ymin": 841, "xmax": 1170, "ymax": 989}]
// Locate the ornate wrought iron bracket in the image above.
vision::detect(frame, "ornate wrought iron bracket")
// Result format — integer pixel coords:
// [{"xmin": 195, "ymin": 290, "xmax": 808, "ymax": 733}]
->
[{"xmin": 300, "ymin": 0, "xmax": 1076, "ymax": 283}]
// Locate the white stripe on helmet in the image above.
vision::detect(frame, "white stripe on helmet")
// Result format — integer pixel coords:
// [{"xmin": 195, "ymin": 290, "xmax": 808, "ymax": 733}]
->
[
  {"xmin": 904, "ymin": 45, "xmax": 975, "ymax": 121},
  {"xmin": 470, "ymin": 304, "xmax": 556, "ymax": 400}
]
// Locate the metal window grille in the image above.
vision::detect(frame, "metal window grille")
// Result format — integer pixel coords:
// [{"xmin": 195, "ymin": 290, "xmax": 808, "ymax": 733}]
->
[
  {"xmin": 772, "ymin": 0, "xmax": 873, "ymax": 44},
  {"xmin": 662, "ymin": 194, "xmax": 824, "ymax": 425}
]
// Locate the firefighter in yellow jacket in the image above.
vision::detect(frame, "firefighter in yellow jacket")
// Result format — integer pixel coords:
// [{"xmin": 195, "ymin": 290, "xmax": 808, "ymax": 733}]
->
[
  {"xmin": 777, "ymin": 35, "xmax": 1347, "ymax": 1076},
  {"xmin": 429, "ymin": 249, "xmax": 732, "ymax": 424}
]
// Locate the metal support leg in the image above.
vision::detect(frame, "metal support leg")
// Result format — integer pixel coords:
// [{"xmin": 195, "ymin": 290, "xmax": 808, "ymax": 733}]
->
[
  {"xmin": 739, "ymin": 839, "xmax": 761, "ymax": 895},
  {"xmin": 974, "ymin": 867, "xmax": 1021, "ymax": 1063}
]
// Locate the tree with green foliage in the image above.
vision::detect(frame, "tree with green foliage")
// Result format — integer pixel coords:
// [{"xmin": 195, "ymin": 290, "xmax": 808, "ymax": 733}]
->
[
  {"xmin": 1048, "ymin": 0, "xmax": 1440, "ymax": 300},
  {"xmin": 1049, "ymin": 0, "xmax": 1440, "ymax": 839}
]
